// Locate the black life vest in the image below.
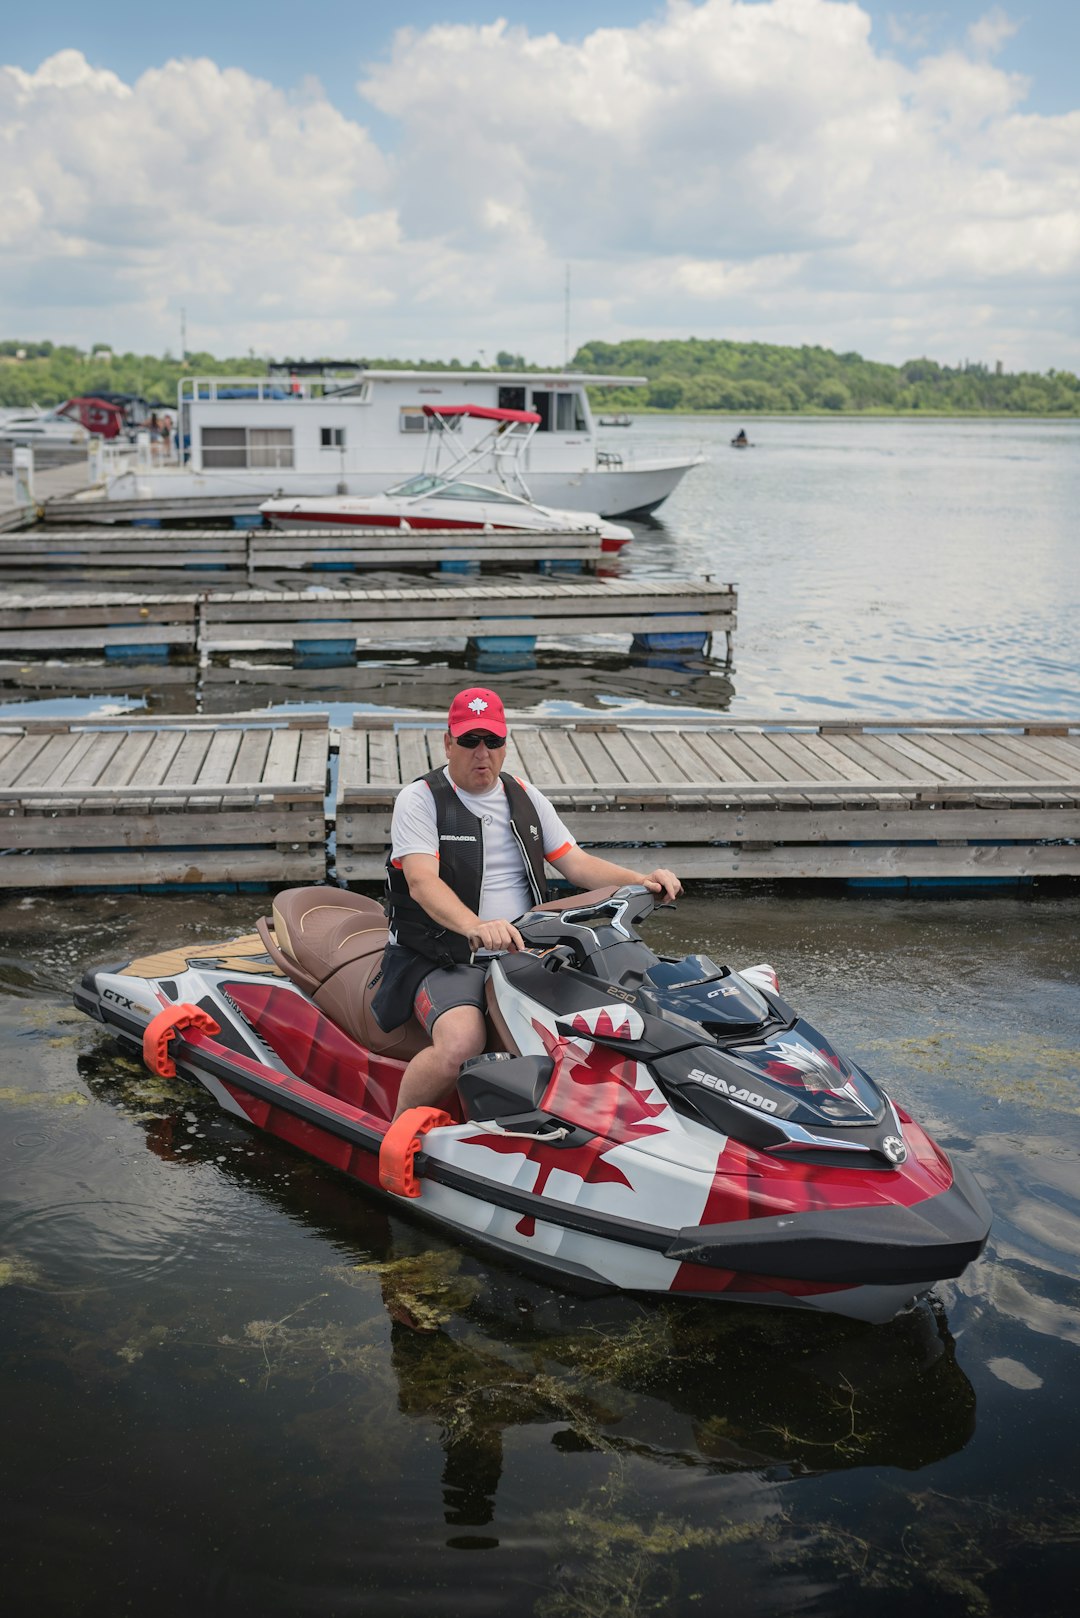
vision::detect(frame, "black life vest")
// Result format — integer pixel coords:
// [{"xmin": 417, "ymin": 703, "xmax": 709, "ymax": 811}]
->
[{"xmin": 383, "ymin": 768, "xmax": 549, "ymax": 967}]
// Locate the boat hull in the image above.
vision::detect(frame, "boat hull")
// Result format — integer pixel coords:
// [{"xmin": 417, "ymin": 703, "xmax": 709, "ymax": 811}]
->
[
  {"xmin": 94, "ymin": 459, "xmax": 698, "ymax": 520},
  {"xmin": 260, "ymin": 497, "xmax": 633, "ymax": 550},
  {"xmin": 74, "ymin": 934, "xmax": 991, "ymax": 1326}
]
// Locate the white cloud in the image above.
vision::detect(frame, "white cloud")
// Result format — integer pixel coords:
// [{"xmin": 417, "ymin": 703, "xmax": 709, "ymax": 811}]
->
[
  {"xmin": 1, "ymin": 2, "xmax": 1078, "ymax": 370},
  {"xmin": 967, "ymin": 6, "xmax": 1020, "ymax": 59}
]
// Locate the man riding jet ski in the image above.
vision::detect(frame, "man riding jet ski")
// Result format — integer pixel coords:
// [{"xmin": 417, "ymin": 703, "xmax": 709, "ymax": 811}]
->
[
  {"xmin": 74, "ymin": 882, "xmax": 991, "ymax": 1325},
  {"xmin": 370, "ymin": 685, "xmax": 680, "ymax": 1123}
]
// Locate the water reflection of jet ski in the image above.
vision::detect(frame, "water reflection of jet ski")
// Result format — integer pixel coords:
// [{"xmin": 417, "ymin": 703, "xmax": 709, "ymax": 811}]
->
[
  {"xmin": 74, "ymin": 1056, "xmax": 979, "ymax": 1498},
  {"xmin": 74, "ymin": 884, "xmax": 991, "ymax": 1324}
]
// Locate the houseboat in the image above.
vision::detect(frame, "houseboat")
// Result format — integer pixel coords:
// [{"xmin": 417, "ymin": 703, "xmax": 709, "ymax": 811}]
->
[{"xmin": 92, "ymin": 366, "xmax": 698, "ymax": 519}]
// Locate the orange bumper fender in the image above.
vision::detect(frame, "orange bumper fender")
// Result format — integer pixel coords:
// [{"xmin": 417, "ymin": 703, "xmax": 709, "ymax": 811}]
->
[
  {"xmin": 143, "ymin": 1002, "xmax": 221, "ymax": 1078},
  {"xmin": 379, "ymin": 1107, "xmax": 452, "ymax": 1199}
]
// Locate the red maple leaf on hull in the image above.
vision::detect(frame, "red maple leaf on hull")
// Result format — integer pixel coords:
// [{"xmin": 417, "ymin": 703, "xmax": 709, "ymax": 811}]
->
[{"xmin": 459, "ymin": 1025, "xmax": 668, "ymax": 1237}]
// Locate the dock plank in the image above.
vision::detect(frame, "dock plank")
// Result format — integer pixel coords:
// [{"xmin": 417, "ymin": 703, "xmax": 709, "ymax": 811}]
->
[
  {"xmin": 396, "ymin": 728, "xmax": 432, "ymax": 783},
  {"xmin": 2, "ymin": 713, "xmax": 1077, "ymax": 889}
]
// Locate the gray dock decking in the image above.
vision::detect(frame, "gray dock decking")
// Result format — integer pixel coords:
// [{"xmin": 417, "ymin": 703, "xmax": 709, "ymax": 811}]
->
[
  {"xmin": 0, "ymin": 713, "xmax": 328, "ymax": 888},
  {"xmin": 3, "ymin": 711, "xmax": 1073, "ymax": 888},
  {"xmin": 0, "ymin": 524, "xmax": 615, "ymax": 580},
  {"xmin": 0, "ymin": 579, "xmax": 737, "ymax": 660},
  {"xmin": 336, "ymin": 713, "xmax": 1080, "ymax": 881}
]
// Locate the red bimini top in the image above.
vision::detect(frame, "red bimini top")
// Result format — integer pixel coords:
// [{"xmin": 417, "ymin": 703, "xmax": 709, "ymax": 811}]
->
[{"xmin": 422, "ymin": 404, "xmax": 541, "ymax": 425}]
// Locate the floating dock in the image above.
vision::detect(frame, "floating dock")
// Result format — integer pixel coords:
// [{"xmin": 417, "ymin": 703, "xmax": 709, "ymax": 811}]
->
[
  {"xmin": 2, "ymin": 712, "xmax": 1075, "ymax": 888},
  {"xmin": 0, "ymin": 713, "xmax": 328, "ymax": 888},
  {"xmin": 0, "ymin": 579, "xmax": 736, "ymax": 663},
  {"xmin": 336, "ymin": 713, "xmax": 1080, "ymax": 881},
  {"xmin": 0, "ymin": 524, "xmax": 617, "ymax": 581}
]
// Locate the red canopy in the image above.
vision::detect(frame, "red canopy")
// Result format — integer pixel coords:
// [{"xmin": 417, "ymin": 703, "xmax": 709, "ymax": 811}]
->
[
  {"xmin": 56, "ymin": 396, "xmax": 127, "ymax": 439},
  {"xmin": 422, "ymin": 403, "xmax": 541, "ymax": 425}
]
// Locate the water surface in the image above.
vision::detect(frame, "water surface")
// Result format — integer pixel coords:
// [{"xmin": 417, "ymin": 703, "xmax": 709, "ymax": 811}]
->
[
  {"xmin": 623, "ymin": 416, "xmax": 1079, "ymax": 717},
  {"xmin": 3, "ymin": 887, "xmax": 1078, "ymax": 1616}
]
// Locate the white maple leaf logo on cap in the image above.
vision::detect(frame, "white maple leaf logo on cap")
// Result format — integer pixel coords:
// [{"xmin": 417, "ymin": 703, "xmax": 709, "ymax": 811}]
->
[{"xmin": 468, "ymin": 697, "xmax": 488, "ymax": 713}]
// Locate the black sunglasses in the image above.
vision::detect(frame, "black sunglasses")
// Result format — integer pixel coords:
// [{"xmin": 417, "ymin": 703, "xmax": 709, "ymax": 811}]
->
[{"xmin": 454, "ymin": 731, "xmax": 507, "ymax": 749}]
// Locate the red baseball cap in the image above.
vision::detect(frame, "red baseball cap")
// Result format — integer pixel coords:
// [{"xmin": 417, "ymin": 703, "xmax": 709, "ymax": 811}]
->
[{"xmin": 447, "ymin": 687, "xmax": 508, "ymax": 737}]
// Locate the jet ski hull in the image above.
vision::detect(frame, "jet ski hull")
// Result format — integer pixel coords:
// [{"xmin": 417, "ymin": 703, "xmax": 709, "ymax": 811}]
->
[{"xmin": 74, "ymin": 925, "xmax": 991, "ymax": 1326}]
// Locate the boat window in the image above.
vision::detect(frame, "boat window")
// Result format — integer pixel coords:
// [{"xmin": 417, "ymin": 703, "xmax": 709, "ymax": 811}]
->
[
  {"xmin": 531, "ymin": 392, "xmax": 552, "ymax": 432},
  {"xmin": 320, "ymin": 427, "xmax": 346, "ymax": 449},
  {"xmin": 400, "ymin": 407, "xmax": 460, "ymax": 434},
  {"xmin": 249, "ymin": 429, "xmax": 294, "ymax": 469},
  {"xmin": 385, "ymin": 474, "xmax": 443, "ymax": 497},
  {"xmin": 555, "ymin": 393, "xmax": 582, "ymax": 432},
  {"xmin": 201, "ymin": 427, "xmax": 247, "ymax": 468},
  {"xmin": 498, "ymin": 386, "xmax": 527, "ymax": 411},
  {"xmin": 201, "ymin": 427, "xmax": 294, "ymax": 469},
  {"xmin": 433, "ymin": 481, "xmax": 524, "ymax": 503}
]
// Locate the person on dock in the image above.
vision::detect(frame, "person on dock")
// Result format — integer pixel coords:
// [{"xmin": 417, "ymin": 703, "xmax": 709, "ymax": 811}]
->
[{"xmin": 372, "ymin": 687, "xmax": 681, "ymax": 1118}]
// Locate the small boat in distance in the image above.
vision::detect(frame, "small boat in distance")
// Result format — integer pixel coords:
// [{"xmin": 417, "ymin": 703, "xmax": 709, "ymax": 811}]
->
[
  {"xmin": 731, "ymin": 428, "xmax": 752, "ymax": 448},
  {"xmin": 599, "ymin": 413, "xmax": 633, "ymax": 427},
  {"xmin": 262, "ymin": 404, "xmax": 634, "ymax": 551}
]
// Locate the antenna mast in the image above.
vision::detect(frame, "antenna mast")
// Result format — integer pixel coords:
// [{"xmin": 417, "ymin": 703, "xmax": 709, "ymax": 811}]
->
[{"xmin": 563, "ymin": 265, "xmax": 571, "ymax": 369}]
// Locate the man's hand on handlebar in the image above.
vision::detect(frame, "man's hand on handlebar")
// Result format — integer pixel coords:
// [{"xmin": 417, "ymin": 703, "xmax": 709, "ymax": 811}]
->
[
  {"xmin": 467, "ymin": 918, "xmax": 525, "ymax": 955},
  {"xmin": 638, "ymin": 867, "xmax": 682, "ymax": 903}
]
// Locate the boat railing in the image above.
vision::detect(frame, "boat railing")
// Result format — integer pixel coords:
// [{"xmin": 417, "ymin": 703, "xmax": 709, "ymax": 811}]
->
[{"xmin": 178, "ymin": 376, "xmax": 371, "ymax": 405}]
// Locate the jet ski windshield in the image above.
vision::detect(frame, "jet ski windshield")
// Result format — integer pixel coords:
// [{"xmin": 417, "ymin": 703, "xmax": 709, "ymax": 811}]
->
[{"xmin": 642, "ymin": 957, "xmax": 772, "ymax": 1036}]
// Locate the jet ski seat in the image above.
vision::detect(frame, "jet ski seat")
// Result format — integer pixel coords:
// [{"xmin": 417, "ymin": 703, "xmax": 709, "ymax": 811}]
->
[
  {"xmin": 257, "ymin": 887, "xmax": 429, "ymax": 1061},
  {"xmin": 257, "ymin": 884, "xmax": 625, "ymax": 1067}
]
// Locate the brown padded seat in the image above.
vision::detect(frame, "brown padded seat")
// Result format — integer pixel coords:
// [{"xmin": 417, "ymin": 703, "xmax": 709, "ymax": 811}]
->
[
  {"xmin": 262, "ymin": 884, "xmax": 626, "ymax": 1065},
  {"xmin": 265, "ymin": 887, "xmax": 429, "ymax": 1061},
  {"xmin": 272, "ymin": 888, "xmax": 387, "ymax": 984}
]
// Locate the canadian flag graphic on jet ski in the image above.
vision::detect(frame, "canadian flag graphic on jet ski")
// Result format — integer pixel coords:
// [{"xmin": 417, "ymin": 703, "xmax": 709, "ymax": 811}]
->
[{"xmin": 74, "ymin": 885, "xmax": 991, "ymax": 1324}]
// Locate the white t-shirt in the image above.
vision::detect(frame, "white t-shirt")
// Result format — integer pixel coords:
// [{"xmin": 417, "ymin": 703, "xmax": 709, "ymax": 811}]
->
[{"xmin": 390, "ymin": 767, "xmax": 576, "ymax": 922}]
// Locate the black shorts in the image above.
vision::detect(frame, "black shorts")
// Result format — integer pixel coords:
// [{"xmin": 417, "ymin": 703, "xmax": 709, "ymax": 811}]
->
[{"xmin": 414, "ymin": 962, "xmax": 488, "ymax": 1034}]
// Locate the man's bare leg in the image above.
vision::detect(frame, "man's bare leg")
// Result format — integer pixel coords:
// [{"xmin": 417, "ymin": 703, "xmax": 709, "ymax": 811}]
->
[{"xmin": 392, "ymin": 1004, "xmax": 486, "ymax": 1118}]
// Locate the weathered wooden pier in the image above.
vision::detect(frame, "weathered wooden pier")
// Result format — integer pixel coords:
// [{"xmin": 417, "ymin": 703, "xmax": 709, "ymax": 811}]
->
[
  {"xmin": 335, "ymin": 713, "xmax": 1080, "ymax": 880},
  {"xmin": 0, "ymin": 713, "xmax": 327, "ymax": 888},
  {"xmin": 0, "ymin": 579, "xmax": 737, "ymax": 662},
  {"xmin": 0, "ymin": 524, "xmax": 619, "ymax": 581},
  {"xmin": 2, "ymin": 711, "xmax": 1076, "ymax": 889}
]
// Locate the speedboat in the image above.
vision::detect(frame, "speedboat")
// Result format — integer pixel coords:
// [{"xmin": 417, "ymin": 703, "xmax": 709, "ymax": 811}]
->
[
  {"xmin": 261, "ymin": 404, "xmax": 634, "ymax": 552},
  {"xmin": 0, "ymin": 396, "xmax": 128, "ymax": 444},
  {"xmin": 73, "ymin": 884, "xmax": 991, "ymax": 1323},
  {"xmin": 0, "ymin": 404, "xmax": 89, "ymax": 445}
]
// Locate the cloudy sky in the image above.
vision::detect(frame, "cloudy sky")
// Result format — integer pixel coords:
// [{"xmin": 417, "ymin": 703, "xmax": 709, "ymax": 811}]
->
[{"xmin": 2, "ymin": 0, "xmax": 1077, "ymax": 370}]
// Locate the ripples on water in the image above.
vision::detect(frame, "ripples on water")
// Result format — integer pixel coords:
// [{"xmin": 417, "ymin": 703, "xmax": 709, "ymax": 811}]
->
[
  {"xmin": 2, "ymin": 888, "xmax": 1079, "ymax": 1615},
  {"xmin": 624, "ymin": 417, "xmax": 1080, "ymax": 717}
]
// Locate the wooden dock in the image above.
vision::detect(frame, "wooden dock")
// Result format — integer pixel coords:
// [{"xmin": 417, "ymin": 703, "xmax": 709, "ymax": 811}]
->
[
  {"xmin": 0, "ymin": 524, "xmax": 614, "ymax": 581},
  {"xmin": 335, "ymin": 714, "xmax": 1080, "ymax": 882},
  {"xmin": 0, "ymin": 713, "xmax": 328, "ymax": 889},
  {"xmin": 198, "ymin": 579, "xmax": 734, "ymax": 657},
  {"xmin": 2, "ymin": 712, "xmax": 1076, "ymax": 889},
  {"xmin": 42, "ymin": 491, "xmax": 268, "ymax": 526},
  {"xmin": 0, "ymin": 592, "xmax": 199, "ymax": 659},
  {"xmin": 0, "ymin": 580, "xmax": 736, "ymax": 663}
]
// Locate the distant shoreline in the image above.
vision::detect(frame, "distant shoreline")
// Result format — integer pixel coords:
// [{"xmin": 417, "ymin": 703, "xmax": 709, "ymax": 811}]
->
[{"xmin": 594, "ymin": 408, "xmax": 1080, "ymax": 420}]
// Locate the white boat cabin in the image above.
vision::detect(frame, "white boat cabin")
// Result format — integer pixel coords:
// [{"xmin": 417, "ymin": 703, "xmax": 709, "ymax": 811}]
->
[
  {"xmin": 89, "ymin": 365, "xmax": 695, "ymax": 518},
  {"xmin": 179, "ymin": 367, "xmax": 642, "ymax": 481}
]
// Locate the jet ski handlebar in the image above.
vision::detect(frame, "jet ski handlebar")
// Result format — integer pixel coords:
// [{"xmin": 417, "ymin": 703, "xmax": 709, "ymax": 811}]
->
[{"xmin": 466, "ymin": 886, "xmax": 661, "ymax": 966}]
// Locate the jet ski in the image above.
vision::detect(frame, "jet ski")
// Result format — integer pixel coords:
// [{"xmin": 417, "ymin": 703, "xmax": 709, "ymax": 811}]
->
[{"xmin": 73, "ymin": 884, "xmax": 991, "ymax": 1324}]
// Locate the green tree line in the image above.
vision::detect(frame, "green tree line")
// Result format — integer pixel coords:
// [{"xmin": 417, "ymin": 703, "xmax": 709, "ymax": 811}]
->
[
  {"xmin": 572, "ymin": 338, "xmax": 1080, "ymax": 415},
  {"xmin": 2, "ymin": 336, "xmax": 1077, "ymax": 415}
]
